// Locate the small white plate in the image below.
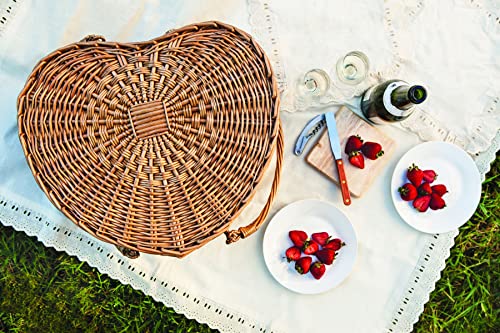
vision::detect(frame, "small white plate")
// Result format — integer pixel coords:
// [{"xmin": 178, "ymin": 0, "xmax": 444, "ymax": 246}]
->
[
  {"xmin": 391, "ymin": 141, "xmax": 481, "ymax": 234},
  {"xmin": 262, "ymin": 199, "xmax": 357, "ymax": 294}
]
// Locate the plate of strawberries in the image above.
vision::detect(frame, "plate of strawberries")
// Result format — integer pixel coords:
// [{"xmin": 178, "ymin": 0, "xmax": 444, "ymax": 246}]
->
[
  {"xmin": 262, "ymin": 199, "xmax": 357, "ymax": 294},
  {"xmin": 391, "ymin": 141, "xmax": 481, "ymax": 233}
]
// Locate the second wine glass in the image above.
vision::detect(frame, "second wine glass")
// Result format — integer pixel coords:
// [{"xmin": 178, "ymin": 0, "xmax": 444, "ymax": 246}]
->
[{"xmin": 331, "ymin": 51, "xmax": 370, "ymax": 100}]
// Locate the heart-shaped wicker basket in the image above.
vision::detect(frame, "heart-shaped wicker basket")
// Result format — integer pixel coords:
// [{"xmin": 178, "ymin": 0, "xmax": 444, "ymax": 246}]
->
[{"xmin": 18, "ymin": 21, "xmax": 283, "ymax": 258}]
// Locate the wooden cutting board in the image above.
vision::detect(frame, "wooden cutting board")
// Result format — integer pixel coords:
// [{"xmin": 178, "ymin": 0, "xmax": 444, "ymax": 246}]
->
[{"xmin": 306, "ymin": 107, "xmax": 396, "ymax": 197}]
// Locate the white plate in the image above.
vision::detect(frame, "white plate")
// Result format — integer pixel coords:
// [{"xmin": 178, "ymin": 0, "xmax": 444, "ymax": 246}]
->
[
  {"xmin": 262, "ymin": 199, "xmax": 357, "ymax": 294},
  {"xmin": 391, "ymin": 142, "xmax": 481, "ymax": 234}
]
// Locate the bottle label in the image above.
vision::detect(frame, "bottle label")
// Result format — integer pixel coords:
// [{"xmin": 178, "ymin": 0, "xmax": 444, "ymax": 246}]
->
[{"xmin": 383, "ymin": 81, "xmax": 407, "ymax": 117}]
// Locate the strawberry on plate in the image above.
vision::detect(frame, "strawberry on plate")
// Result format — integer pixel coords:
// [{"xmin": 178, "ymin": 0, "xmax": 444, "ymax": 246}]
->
[
  {"xmin": 285, "ymin": 246, "xmax": 301, "ymax": 262},
  {"xmin": 289, "ymin": 230, "xmax": 307, "ymax": 248},
  {"xmin": 323, "ymin": 238, "xmax": 345, "ymax": 251},
  {"xmin": 361, "ymin": 141, "xmax": 384, "ymax": 160},
  {"xmin": 311, "ymin": 232, "xmax": 330, "ymax": 246},
  {"xmin": 345, "ymin": 135, "xmax": 363, "ymax": 154},
  {"xmin": 430, "ymin": 193, "xmax": 446, "ymax": 210},
  {"xmin": 431, "ymin": 184, "xmax": 448, "ymax": 196},
  {"xmin": 315, "ymin": 248, "xmax": 336, "ymax": 265},
  {"xmin": 418, "ymin": 182, "xmax": 432, "ymax": 196},
  {"xmin": 263, "ymin": 199, "xmax": 358, "ymax": 293},
  {"xmin": 303, "ymin": 240, "xmax": 320, "ymax": 255},
  {"xmin": 348, "ymin": 151, "xmax": 365, "ymax": 169},
  {"xmin": 413, "ymin": 195, "xmax": 431, "ymax": 212},
  {"xmin": 422, "ymin": 169, "xmax": 438, "ymax": 183},
  {"xmin": 295, "ymin": 256, "xmax": 312, "ymax": 274},
  {"xmin": 398, "ymin": 183, "xmax": 418, "ymax": 201},
  {"xmin": 390, "ymin": 142, "xmax": 481, "ymax": 235},
  {"xmin": 310, "ymin": 262, "xmax": 326, "ymax": 280},
  {"xmin": 407, "ymin": 163, "xmax": 424, "ymax": 187}
]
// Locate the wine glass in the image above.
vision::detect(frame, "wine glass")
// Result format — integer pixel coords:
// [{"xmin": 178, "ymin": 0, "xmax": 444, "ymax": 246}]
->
[
  {"xmin": 297, "ymin": 69, "xmax": 330, "ymax": 97},
  {"xmin": 294, "ymin": 68, "xmax": 331, "ymax": 109},
  {"xmin": 331, "ymin": 51, "xmax": 370, "ymax": 100}
]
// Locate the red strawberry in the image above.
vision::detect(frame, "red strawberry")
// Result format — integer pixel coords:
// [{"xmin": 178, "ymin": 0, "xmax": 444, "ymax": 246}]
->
[
  {"xmin": 430, "ymin": 193, "xmax": 446, "ymax": 210},
  {"xmin": 285, "ymin": 246, "xmax": 301, "ymax": 262},
  {"xmin": 407, "ymin": 164, "xmax": 424, "ymax": 187},
  {"xmin": 361, "ymin": 141, "xmax": 384, "ymax": 160},
  {"xmin": 345, "ymin": 135, "xmax": 363, "ymax": 154},
  {"xmin": 295, "ymin": 256, "xmax": 312, "ymax": 274},
  {"xmin": 431, "ymin": 184, "xmax": 448, "ymax": 196},
  {"xmin": 422, "ymin": 170, "xmax": 438, "ymax": 183},
  {"xmin": 323, "ymin": 238, "xmax": 345, "ymax": 251},
  {"xmin": 315, "ymin": 248, "xmax": 336, "ymax": 265},
  {"xmin": 413, "ymin": 195, "xmax": 431, "ymax": 212},
  {"xmin": 418, "ymin": 182, "xmax": 432, "ymax": 196},
  {"xmin": 289, "ymin": 230, "xmax": 307, "ymax": 248},
  {"xmin": 398, "ymin": 183, "xmax": 418, "ymax": 201},
  {"xmin": 311, "ymin": 232, "xmax": 330, "ymax": 246},
  {"xmin": 310, "ymin": 262, "xmax": 326, "ymax": 280},
  {"xmin": 303, "ymin": 240, "xmax": 320, "ymax": 255},
  {"xmin": 348, "ymin": 151, "xmax": 365, "ymax": 169}
]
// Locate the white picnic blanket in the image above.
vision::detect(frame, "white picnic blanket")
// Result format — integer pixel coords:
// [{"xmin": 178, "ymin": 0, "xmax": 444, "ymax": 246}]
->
[{"xmin": 0, "ymin": 1, "xmax": 498, "ymax": 332}]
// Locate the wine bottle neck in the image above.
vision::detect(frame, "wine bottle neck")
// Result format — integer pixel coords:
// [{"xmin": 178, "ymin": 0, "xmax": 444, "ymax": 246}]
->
[{"xmin": 390, "ymin": 85, "xmax": 427, "ymax": 110}]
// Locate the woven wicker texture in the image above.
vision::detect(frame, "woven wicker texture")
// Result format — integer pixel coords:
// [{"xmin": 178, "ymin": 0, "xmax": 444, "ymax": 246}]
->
[{"xmin": 17, "ymin": 21, "xmax": 283, "ymax": 257}]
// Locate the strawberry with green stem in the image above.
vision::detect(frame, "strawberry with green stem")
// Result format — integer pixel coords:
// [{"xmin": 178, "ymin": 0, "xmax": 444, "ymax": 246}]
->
[
  {"xmin": 303, "ymin": 240, "xmax": 319, "ymax": 255},
  {"xmin": 348, "ymin": 151, "xmax": 365, "ymax": 169},
  {"xmin": 413, "ymin": 195, "xmax": 431, "ymax": 212},
  {"xmin": 418, "ymin": 182, "xmax": 432, "ymax": 196},
  {"xmin": 407, "ymin": 163, "xmax": 424, "ymax": 187},
  {"xmin": 285, "ymin": 246, "xmax": 301, "ymax": 262},
  {"xmin": 315, "ymin": 248, "xmax": 336, "ymax": 265},
  {"xmin": 323, "ymin": 238, "xmax": 345, "ymax": 251},
  {"xmin": 310, "ymin": 262, "xmax": 326, "ymax": 280},
  {"xmin": 422, "ymin": 170, "xmax": 438, "ymax": 183},
  {"xmin": 311, "ymin": 232, "xmax": 330, "ymax": 246},
  {"xmin": 295, "ymin": 256, "xmax": 312, "ymax": 274},
  {"xmin": 431, "ymin": 184, "xmax": 448, "ymax": 196},
  {"xmin": 361, "ymin": 141, "xmax": 384, "ymax": 160},
  {"xmin": 345, "ymin": 135, "xmax": 364, "ymax": 154},
  {"xmin": 398, "ymin": 183, "xmax": 418, "ymax": 201},
  {"xmin": 289, "ymin": 230, "xmax": 307, "ymax": 248},
  {"xmin": 430, "ymin": 193, "xmax": 446, "ymax": 210}
]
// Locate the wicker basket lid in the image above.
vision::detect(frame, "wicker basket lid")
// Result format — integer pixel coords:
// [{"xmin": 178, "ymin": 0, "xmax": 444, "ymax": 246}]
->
[{"xmin": 18, "ymin": 21, "xmax": 283, "ymax": 257}]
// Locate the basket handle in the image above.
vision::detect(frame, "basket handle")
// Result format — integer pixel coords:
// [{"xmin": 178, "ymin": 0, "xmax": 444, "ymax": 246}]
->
[
  {"xmin": 80, "ymin": 35, "xmax": 106, "ymax": 42},
  {"xmin": 225, "ymin": 121, "xmax": 284, "ymax": 244}
]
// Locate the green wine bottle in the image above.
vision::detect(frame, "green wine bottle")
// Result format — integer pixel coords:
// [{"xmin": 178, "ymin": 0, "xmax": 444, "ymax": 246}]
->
[{"xmin": 361, "ymin": 80, "xmax": 427, "ymax": 124}]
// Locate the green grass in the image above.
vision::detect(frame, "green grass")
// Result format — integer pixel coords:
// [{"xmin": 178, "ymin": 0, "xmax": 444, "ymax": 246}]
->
[
  {"xmin": 414, "ymin": 154, "xmax": 500, "ymax": 333},
  {"xmin": 0, "ymin": 156, "xmax": 498, "ymax": 333},
  {"xmin": 0, "ymin": 233, "xmax": 215, "ymax": 333}
]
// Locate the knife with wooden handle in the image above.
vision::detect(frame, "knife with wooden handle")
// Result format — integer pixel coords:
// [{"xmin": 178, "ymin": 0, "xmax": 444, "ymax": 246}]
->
[{"xmin": 325, "ymin": 111, "xmax": 351, "ymax": 206}]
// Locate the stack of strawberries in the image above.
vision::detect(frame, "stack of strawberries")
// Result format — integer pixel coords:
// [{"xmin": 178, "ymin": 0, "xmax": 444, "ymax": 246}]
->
[
  {"xmin": 398, "ymin": 164, "xmax": 448, "ymax": 212},
  {"xmin": 344, "ymin": 135, "xmax": 384, "ymax": 169},
  {"xmin": 285, "ymin": 230, "xmax": 345, "ymax": 280}
]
